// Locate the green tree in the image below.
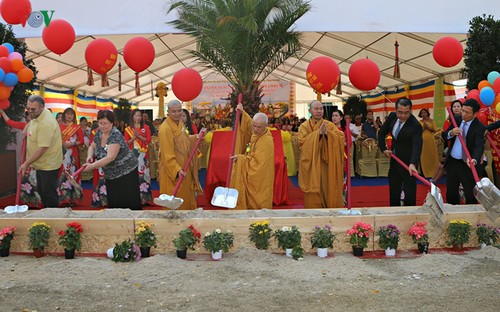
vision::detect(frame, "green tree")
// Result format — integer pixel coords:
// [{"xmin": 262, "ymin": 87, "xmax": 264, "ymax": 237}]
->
[
  {"xmin": 113, "ymin": 98, "xmax": 131, "ymax": 124},
  {"xmin": 0, "ymin": 24, "xmax": 37, "ymax": 151},
  {"xmin": 167, "ymin": 0, "xmax": 311, "ymax": 115},
  {"xmin": 464, "ymin": 14, "xmax": 500, "ymax": 90},
  {"xmin": 343, "ymin": 95, "xmax": 367, "ymax": 121}
]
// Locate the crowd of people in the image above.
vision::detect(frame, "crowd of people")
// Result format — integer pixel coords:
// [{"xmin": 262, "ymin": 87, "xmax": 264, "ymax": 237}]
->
[{"xmin": 1, "ymin": 95, "xmax": 499, "ymax": 210}]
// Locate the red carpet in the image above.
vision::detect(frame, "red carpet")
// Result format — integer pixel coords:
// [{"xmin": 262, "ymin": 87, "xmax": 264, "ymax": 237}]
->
[{"xmin": 0, "ymin": 182, "xmax": 446, "ymax": 210}]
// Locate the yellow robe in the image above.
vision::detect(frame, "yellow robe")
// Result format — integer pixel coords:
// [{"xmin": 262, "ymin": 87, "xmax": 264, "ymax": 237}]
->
[
  {"xmin": 158, "ymin": 116, "xmax": 201, "ymax": 210},
  {"xmin": 231, "ymin": 128, "xmax": 275, "ymax": 210},
  {"xmin": 419, "ymin": 119, "xmax": 440, "ymax": 178},
  {"xmin": 298, "ymin": 119, "xmax": 345, "ymax": 208}
]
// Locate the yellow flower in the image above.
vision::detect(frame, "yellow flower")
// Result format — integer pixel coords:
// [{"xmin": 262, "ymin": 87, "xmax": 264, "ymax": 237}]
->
[
  {"xmin": 258, "ymin": 231, "xmax": 263, "ymax": 235},
  {"xmin": 28, "ymin": 222, "xmax": 50, "ymax": 231}
]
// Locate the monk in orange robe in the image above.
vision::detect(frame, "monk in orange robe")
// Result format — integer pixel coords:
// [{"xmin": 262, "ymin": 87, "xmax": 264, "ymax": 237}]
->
[
  {"xmin": 298, "ymin": 100, "xmax": 345, "ymax": 208},
  {"xmin": 158, "ymin": 100, "xmax": 202, "ymax": 210},
  {"xmin": 230, "ymin": 104, "xmax": 275, "ymax": 210}
]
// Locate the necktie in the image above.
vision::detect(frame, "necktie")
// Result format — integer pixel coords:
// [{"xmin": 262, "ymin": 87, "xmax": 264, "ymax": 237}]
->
[
  {"xmin": 461, "ymin": 122, "xmax": 468, "ymax": 162},
  {"xmin": 394, "ymin": 121, "xmax": 401, "ymax": 139}
]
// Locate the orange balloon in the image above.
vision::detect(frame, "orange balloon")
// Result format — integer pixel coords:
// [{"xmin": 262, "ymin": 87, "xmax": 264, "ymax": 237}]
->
[
  {"xmin": 17, "ymin": 67, "xmax": 33, "ymax": 83},
  {"xmin": 0, "ymin": 84, "xmax": 11, "ymax": 100},
  {"xmin": 11, "ymin": 58, "xmax": 23, "ymax": 72},
  {"xmin": 478, "ymin": 80, "xmax": 491, "ymax": 90}
]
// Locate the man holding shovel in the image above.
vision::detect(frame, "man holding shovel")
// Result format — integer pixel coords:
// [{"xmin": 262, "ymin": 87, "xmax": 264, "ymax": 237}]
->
[{"xmin": 158, "ymin": 100, "xmax": 202, "ymax": 210}]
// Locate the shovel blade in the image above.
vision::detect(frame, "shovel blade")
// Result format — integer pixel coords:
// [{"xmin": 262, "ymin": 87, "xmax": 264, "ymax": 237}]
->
[
  {"xmin": 473, "ymin": 178, "xmax": 500, "ymax": 218},
  {"xmin": 211, "ymin": 187, "xmax": 238, "ymax": 209},
  {"xmin": 4, "ymin": 205, "xmax": 28, "ymax": 214},
  {"xmin": 154, "ymin": 194, "xmax": 183, "ymax": 210}
]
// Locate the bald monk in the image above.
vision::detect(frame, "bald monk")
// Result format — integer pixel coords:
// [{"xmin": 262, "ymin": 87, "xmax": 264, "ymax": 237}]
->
[
  {"xmin": 230, "ymin": 103, "xmax": 275, "ymax": 209},
  {"xmin": 158, "ymin": 100, "xmax": 202, "ymax": 210},
  {"xmin": 298, "ymin": 100, "xmax": 345, "ymax": 208}
]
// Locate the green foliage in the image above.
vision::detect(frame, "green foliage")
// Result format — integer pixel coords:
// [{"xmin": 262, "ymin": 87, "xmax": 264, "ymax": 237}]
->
[
  {"xmin": 273, "ymin": 225, "xmax": 301, "ymax": 250},
  {"xmin": 57, "ymin": 222, "xmax": 83, "ymax": 251},
  {"xmin": 0, "ymin": 23, "xmax": 37, "ymax": 151},
  {"xmin": 476, "ymin": 223, "xmax": 499, "ymax": 245},
  {"xmin": 112, "ymin": 239, "xmax": 141, "ymax": 262},
  {"xmin": 446, "ymin": 219, "xmax": 472, "ymax": 247},
  {"xmin": 377, "ymin": 224, "xmax": 400, "ymax": 250},
  {"xmin": 134, "ymin": 221, "xmax": 158, "ymax": 248},
  {"xmin": 310, "ymin": 225, "xmax": 335, "ymax": 249},
  {"xmin": 291, "ymin": 245, "xmax": 304, "ymax": 260},
  {"xmin": 248, "ymin": 220, "xmax": 273, "ymax": 250},
  {"xmin": 173, "ymin": 225, "xmax": 201, "ymax": 250},
  {"xmin": 464, "ymin": 15, "xmax": 500, "ymax": 90},
  {"xmin": 167, "ymin": 0, "xmax": 311, "ymax": 114},
  {"xmin": 202, "ymin": 229, "xmax": 234, "ymax": 253},
  {"xmin": 342, "ymin": 96, "xmax": 367, "ymax": 121},
  {"xmin": 113, "ymin": 98, "xmax": 131, "ymax": 123},
  {"xmin": 27, "ymin": 222, "xmax": 50, "ymax": 250}
]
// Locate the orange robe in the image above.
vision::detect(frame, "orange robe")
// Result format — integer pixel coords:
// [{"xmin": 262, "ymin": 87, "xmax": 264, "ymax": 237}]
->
[
  {"xmin": 298, "ymin": 119, "xmax": 345, "ymax": 208},
  {"xmin": 158, "ymin": 116, "xmax": 201, "ymax": 210}
]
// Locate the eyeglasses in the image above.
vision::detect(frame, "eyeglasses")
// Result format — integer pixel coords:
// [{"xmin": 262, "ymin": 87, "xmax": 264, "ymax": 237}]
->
[{"xmin": 27, "ymin": 107, "xmax": 38, "ymax": 112}]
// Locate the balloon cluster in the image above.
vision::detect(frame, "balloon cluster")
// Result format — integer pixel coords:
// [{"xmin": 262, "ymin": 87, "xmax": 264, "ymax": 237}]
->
[
  {"xmin": 0, "ymin": 43, "xmax": 34, "ymax": 109},
  {"xmin": 471, "ymin": 71, "xmax": 500, "ymax": 115}
]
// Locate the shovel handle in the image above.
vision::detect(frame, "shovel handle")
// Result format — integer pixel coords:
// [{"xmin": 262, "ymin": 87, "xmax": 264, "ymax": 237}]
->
[
  {"xmin": 172, "ymin": 128, "xmax": 207, "ymax": 196},
  {"xmin": 72, "ymin": 166, "xmax": 86, "ymax": 179},
  {"xmin": 15, "ymin": 137, "xmax": 27, "ymax": 206},
  {"xmin": 446, "ymin": 107, "xmax": 481, "ymax": 183},
  {"xmin": 486, "ymin": 134, "xmax": 500, "ymax": 158},
  {"xmin": 345, "ymin": 121, "xmax": 352, "ymax": 210},
  {"xmin": 225, "ymin": 93, "xmax": 242, "ymax": 187},
  {"xmin": 390, "ymin": 153, "xmax": 431, "ymax": 187}
]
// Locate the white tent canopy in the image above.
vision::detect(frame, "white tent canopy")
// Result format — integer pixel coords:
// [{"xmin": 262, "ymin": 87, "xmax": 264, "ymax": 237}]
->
[{"xmin": 2, "ymin": 0, "xmax": 498, "ymax": 107}]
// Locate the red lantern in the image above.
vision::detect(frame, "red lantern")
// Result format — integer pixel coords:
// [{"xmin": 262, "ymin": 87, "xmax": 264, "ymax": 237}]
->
[
  {"xmin": 123, "ymin": 37, "xmax": 155, "ymax": 73},
  {"xmin": 171, "ymin": 68, "xmax": 203, "ymax": 102},
  {"xmin": 84, "ymin": 39, "xmax": 118, "ymax": 75},
  {"xmin": 0, "ymin": 0, "xmax": 31, "ymax": 26},
  {"xmin": 306, "ymin": 56, "xmax": 340, "ymax": 94},
  {"xmin": 0, "ymin": 99, "xmax": 9, "ymax": 110},
  {"xmin": 348, "ymin": 58, "xmax": 381, "ymax": 91},
  {"xmin": 432, "ymin": 37, "xmax": 463, "ymax": 67},
  {"xmin": 42, "ymin": 19, "xmax": 76, "ymax": 55}
]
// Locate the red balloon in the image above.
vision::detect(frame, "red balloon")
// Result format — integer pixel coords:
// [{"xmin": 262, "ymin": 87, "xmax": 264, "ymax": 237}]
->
[
  {"xmin": 306, "ymin": 56, "xmax": 340, "ymax": 94},
  {"xmin": 0, "ymin": 0, "xmax": 31, "ymax": 26},
  {"xmin": 433, "ymin": 37, "xmax": 463, "ymax": 67},
  {"xmin": 476, "ymin": 108, "xmax": 488, "ymax": 125},
  {"xmin": 493, "ymin": 77, "xmax": 500, "ymax": 93},
  {"xmin": 0, "ymin": 46, "xmax": 8, "ymax": 58},
  {"xmin": 348, "ymin": 58, "xmax": 381, "ymax": 91},
  {"xmin": 0, "ymin": 99, "xmax": 10, "ymax": 110},
  {"xmin": 42, "ymin": 19, "xmax": 76, "ymax": 55},
  {"xmin": 85, "ymin": 39, "xmax": 118, "ymax": 75},
  {"xmin": 123, "ymin": 37, "xmax": 155, "ymax": 73},
  {"xmin": 0, "ymin": 57, "xmax": 12, "ymax": 72},
  {"xmin": 171, "ymin": 68, "xmax": 203, "ymax": 102},
  {"xmin": 466, "ymin": 89, "xmax": 480, "ymax": 103}
]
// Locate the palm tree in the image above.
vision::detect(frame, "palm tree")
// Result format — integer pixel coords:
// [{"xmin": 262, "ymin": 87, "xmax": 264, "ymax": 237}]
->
[{"xmin": 167, "ymin": 0, "xmax": 311, "ymax": 114}]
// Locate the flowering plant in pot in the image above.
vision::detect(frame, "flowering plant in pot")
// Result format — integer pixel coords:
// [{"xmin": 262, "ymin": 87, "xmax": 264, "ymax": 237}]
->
[
  {"xmin": 476, "ymin": 223, "xmax": 499, "ymax": 246},
  {"xmin": 203, "ymin": 229, "xmax": 234, "ymax": 259},
  {"xmin": 135, "ymin": 221, "xmax": 157, "ymax": 257},
  {"xmin": 28, "ymin": 222, "xmax": 51, "ymax": 257},
  {"xmin": 112, "ymin": 239, "xmax": 141, "ymax": 262},
  {"xmin": 0, "ymin": 226, "xmax": 16, "ymax": 257},
  {"xmin": 173, "ymin": 225, "xmax": 201, "ymax": 258},
  {"xmin": 407, "ymin": 222, "xmax": 429, "ymax": 253},
  {"xmin": 377, "ymin": 224, "xmax": 400, "ymax": 256},
  {"xmin": 273, "ymin": 226, "xmax": 301, "ymax": 256},
  {"xmin": 446, "ymin": 219, "xmax": 472, "ymax": 250},
  {"xmin": 58, "ymin": 222, "xmax": 83, "ymax": 259},
  {"xmin": 346, "ymin": 222, "xmax": 373, "ymax": 256},
  {"xmin": 310, "ymin": 224, "xmax": 335, "ymax": 257},
  {"xmin": 248, "ymin": 221, "xmax": 273, "ymax": 250}
]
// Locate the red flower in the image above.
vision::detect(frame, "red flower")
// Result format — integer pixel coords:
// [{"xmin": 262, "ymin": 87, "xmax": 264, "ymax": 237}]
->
[
  {"xmin": 67, "ymin": 222, "xmax": 84, "ymax": 233},
  {"xmin": 58, "ymin": 230, "xmax": 66, "ymax": 237}
]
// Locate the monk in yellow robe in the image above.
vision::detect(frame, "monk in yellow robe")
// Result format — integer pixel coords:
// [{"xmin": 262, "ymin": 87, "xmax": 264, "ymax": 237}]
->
[
  {"xmin": 298, "ymin": 100, "xmax": 345, "ymax": 208},
  {"xmin": 158, "ymin": 100, "xmax": 202, "ymax": 210},
  {"xmin": 230, "ymin": 104, "xmax": 275, "ymax": 210}
]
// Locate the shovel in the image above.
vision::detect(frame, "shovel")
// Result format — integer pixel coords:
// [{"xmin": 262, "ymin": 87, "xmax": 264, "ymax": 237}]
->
[
  {"xmin": 390, "ymin": 153, "xmax": 446, "ymax": 216},
  {"xmin": 154, "ymin": 128, "xmax": 207, "ymax": 210},
  {"xmin": 4, "ymin": 138, "xmax": 29, "ymax": 214},
  {"xmin": 64, "ymin": 165, "xmax": 86, "ymax": 200},
  {"xmin": 338, "ymin": 121, "xmax": 361, "ymax": 215},
  {"xmin": 447, "ymin": 108, "xmax": 500, "ymax": 215},
  {"xmin": 211, "ymin": 94, "xmax": 242, "ymax": 209}
]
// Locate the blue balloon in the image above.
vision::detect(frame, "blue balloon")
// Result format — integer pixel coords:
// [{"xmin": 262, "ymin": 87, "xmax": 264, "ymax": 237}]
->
[
  {"xmin": 3, "ymin": 72, "xmax": 18, "ymax": 87},
  {"xmin": 479, "ymin": 86, "xmax": 495, "ymax": 106},
  {"xmin": 0, "ymin": 68, "xmax": 4, "ymax": 83},
  {"xmin": 487, "ymin": 71, "xmax": 500, "ymax": 85},
  {"xmin": 1, "ymin": 43, "xmax": 14, "ymax": 54}
]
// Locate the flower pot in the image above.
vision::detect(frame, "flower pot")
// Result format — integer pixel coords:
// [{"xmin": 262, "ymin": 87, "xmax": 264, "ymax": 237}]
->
[
  {"xmin": 285, "ymin": 248, "xmax": 293, "ymax": 257},
  {"xmin": 316, "ymin": 248, "xmax": 328, "ymax": 258},
  {"xmin": 417, "ymin": 242, "xmax": 429, "ymax": 254},
  {"xmin": 140, "ymin": 246, "xmax": 151, "ymax": 258},
  {"xmin": 211, "ymin": 250, "xmax": 222, "ymax": 260},
  {"xmin": 33, "ymin": 248, "xmax": 44, "ymax": 258},
  {"xmin": 385, "ymin": 248, "xmax": 396, "ymax": 257},
  {"xmin": 480, "ymin": 243, "xmax": 487, "ymax": 249},
  {"xmin": 176, "ymin": 249, "xmax": 187, "ymax": 259},
  {"xmin": 352, "ymin": 246, "xmax": 364, "ymax": 257},
  {"xmin": 0, "ymin": 248, "xmax": 10, "ymax": 257},
  {"xmin": 64, "ymin": 249, "xmax": 75, "ymax": 259},
  {"xmin": 452, "ymin": 243, "xmax": 463, "ymax": 251}
]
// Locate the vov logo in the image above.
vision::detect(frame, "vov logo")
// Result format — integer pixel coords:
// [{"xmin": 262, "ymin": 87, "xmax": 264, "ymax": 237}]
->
[{"xmin": 26, "ymin": 10, "xmax": 56, "ymax": 28}]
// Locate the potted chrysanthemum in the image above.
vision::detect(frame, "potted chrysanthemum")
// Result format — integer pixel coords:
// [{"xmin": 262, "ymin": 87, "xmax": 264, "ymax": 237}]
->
[
  {"xmin": 202, "ymin": 229, "xmax": 234, "ymax": 260},
  {"xmin": 28, "ymin": 222, "xmax": 51, "ymax": 258},
  {"xmin": 377, "ymin": 224, "xmax": 400, "ymax": 257},
  {"xmin": 0, "ymin": 226, "xmax": 16, "ymax": 257},
  {"xmin": 476, "ymin": 223, "xmax": 499, "ymax": 247},
  {"xmin": 273, "ymin": 226, "xmax": 302, "ymax": 257},
  {"xmin": 135, "ymin": 221, "xmax": 158, "ymax": 258},
  {"xmin": 310, "ymin": 224, "xmax": 335, "ymax": 258},
  {"xmin": 447, "ymin": 219, "xmax": 472, "ymax": 250},
  {"xmin": 248, "ymin": 221, "xmax": 273, "ymax": 250}
]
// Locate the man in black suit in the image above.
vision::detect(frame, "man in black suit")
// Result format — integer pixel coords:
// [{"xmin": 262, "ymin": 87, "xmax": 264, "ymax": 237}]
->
[
  {"xmin": 443, "ymin": 98, "xmax": 486, "ymax": 204},
  {"xmin": 378, "ymin": 98, "xmax": 423, "ymax": 206}
]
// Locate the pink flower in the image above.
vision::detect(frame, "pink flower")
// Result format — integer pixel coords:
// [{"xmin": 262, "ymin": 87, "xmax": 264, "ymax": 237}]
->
[
  {"xmin": 139, "ymin": 182, "xmax": 149, "ymax": 193},
  {"xmin": 99, "ymin": 185, "xmax": 107, "ymax": 195},
  {"xmin": 20, "ymin": 183, "xmax": 32, "ymax": 194},
  {"xmin": 92, "ymin": 192, "xmax": 99, "ymax": 202}
]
